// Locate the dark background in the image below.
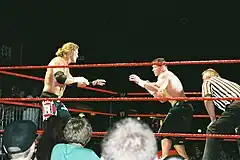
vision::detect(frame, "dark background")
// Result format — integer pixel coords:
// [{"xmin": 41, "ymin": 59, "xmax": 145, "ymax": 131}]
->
[{"xmin": 1, "ymin": 0, "xmax": 240, "ymax": 157}]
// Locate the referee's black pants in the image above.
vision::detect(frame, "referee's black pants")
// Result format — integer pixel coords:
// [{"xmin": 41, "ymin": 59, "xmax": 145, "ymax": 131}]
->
[{"xmin": 202, "ymin": 102, "xmax": 240, "ymax": 160}]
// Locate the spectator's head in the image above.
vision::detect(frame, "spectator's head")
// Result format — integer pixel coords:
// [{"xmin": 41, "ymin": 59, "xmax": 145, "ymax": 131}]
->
[
  {"xmin": 101, "ymin": 118, "xmax": 157, "ymax": 160},
  {"xmin": 63, "ymin": 117, "xmax": 92, "ymax": 146},
  {"xmin": 36, "ymin": 115, "xmax": 67, "ymax": 160},
  {"xmin": 11, "ymin": 85, "xmax": 18, "ymax": 97},
  {"xmin": 19, "ymin": 90, "xmax": 25, "ymax": 98},
  {"xmin": 31, "ymin": 87, "xmax": 39, "ymax": 97},
  {"xmin": 3, "ymin": 120, "xmax": 37, "ymax": 160}
]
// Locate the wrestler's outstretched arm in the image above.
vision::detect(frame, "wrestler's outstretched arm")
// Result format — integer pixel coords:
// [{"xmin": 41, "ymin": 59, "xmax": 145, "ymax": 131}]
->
[
  {"xmin": 65, "ymin": 65, "xmax": 106, "ymax": 87},
  {"xmin": 129, "ymin": 74, "xmax": 158, "ymax": 93},
  {"xmin": 50, "ymin": 59, "xmax": 83, "ymax": 85},
  {"xmin": 129, "ymin": 73, "xmax": 168, "ymax": 93},
  {"xmin": 51, "ymin": 59, "xmax": 92, "ymax": 87},
  {"xmin": 66, "ymin": 69, "xmax": 106, "ymax": 87}
]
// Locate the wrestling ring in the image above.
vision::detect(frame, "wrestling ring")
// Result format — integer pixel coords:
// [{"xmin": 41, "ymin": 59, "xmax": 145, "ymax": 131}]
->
[{"xmin": 1, "ymin": 59, "xmax": 240, "ymax": 158}]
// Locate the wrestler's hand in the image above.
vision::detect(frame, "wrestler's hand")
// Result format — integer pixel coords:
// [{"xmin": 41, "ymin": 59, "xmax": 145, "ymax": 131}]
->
[
  {"xmin": 129, "ymin": 74, "xmax": 148, "ymax": 88},
  {"xmin": 129, "ymin": 74, "xmax": 142, "ymax": 83},
  {"xmin": 91, "ymin": 79, "xmax": 106, "ymax": 86},
  {"xmin": 74, "ymin": 77, "xmax": 90, "ymax": 87}
]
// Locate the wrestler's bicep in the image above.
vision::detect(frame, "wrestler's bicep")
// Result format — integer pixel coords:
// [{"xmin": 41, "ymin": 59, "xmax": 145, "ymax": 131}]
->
[
  {"xmin": 65, "ymin": 68, "xmax": 73, "ymax": 79},
  {"xmin": 50, "ymin": 59, "xmax": 68, "ymax": 84},
  {"xmin": 155, "ymin": 75, "xmax": 169, "ymax": 91}
]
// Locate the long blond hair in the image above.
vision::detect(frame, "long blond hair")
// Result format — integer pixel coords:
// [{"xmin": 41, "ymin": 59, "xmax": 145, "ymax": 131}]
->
[{"xmin": 56, "ymin": 42, "xmax": 79, "ymax": 57}]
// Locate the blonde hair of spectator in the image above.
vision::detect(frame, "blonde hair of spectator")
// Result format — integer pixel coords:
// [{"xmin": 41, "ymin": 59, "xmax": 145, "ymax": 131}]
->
[{"xmin": 101, "ymin": 118, "xmax": 157, "ymax": 160}]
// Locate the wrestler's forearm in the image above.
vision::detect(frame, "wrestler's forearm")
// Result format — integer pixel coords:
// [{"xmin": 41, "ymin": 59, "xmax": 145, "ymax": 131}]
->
[
  {"xmin": 143, "ymin": 83, "xmax": 159, "ymax": 93},
  {"xmin": 65, "ymin": 78, "xmax": 88, "ymax": 88},
  {"xmin": 204, "ymin": 100, "xmax": 216, "ymax": 121},
  {"xmin": 65, "ymin": 77, "xmax": 76, "ymax": 85}
]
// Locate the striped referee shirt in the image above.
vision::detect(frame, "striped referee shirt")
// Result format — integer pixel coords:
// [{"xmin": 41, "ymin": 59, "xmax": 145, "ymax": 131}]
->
[{"xmin": 202, "ymin": 76, "xmax": 240, "ymax": 111}]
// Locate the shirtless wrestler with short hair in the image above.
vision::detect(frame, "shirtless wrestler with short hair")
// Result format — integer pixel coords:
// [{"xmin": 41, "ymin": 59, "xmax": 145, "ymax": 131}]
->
[
  {"xmin": 129, "ymin": 58, "xmax": 193, "ymax": 160},
  {"xmin": 40, "ymin": 42, "xmax": 106, "ymax": 121}
]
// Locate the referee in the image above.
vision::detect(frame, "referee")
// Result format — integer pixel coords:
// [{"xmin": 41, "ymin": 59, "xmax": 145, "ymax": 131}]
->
[{"xmin": 201, "ymin": 68, "xmax": 240, "ymax": 160}]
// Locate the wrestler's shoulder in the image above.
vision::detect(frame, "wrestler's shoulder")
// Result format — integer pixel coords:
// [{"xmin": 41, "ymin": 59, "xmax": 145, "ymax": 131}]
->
[
  {"xmin": 49, "ymin": 57, "xmax": 65, "ymax": 65},
  {"xmin": 167, "ymin": 70, "xmax": 178, "ymax": 77},
  {"xmin": 164, "ymin": 71, "xmax": 181, "ymax": 80},
  {"xmin": 160, "ymin": 70, "xmax": 172, "ymax": 77}
]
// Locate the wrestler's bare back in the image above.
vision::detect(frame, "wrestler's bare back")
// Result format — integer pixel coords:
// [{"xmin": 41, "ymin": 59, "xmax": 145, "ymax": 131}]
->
[
  {"xmin": 155, "ymin": 71, "xmax": 186, "ymax": 105},
  {"xmin": 42, "ymin": 57, "xmax": 68, "ymax": 97}
]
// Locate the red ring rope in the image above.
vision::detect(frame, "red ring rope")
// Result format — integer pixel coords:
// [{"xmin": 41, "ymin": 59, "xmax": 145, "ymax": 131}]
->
[
  {"xmin": 0, "ymin": 130, "xmax": 238, "ymax": 140},
  {"xmin": 0, "ymin": 100, "xmax": 222, "ymax": 118},
  {"xmin": 128, "ymin": 113, "xmax": 221, "ymax": 118},
  {"xmin": 0, "ymin": 100, "xmax": 117, "ymax": 116},
  {"xmin": 92, "ymin": 132, "xmax": 240, "ymax": 139},
  {"xmin": 89, "ymin": 135, "xmax": 238, "ymax": 142},
  {"xmin": 0, "ymin": 70, "xmax": 118, "ymax": 95},
  {"xmin": 0, "ymin": 97, "xmax": 239, "ymax": 102},
  {"xmin": 0, "ymin": 70, "xmax": 202, "ymax": 96},
  {"xmin": 185, "ymin": 138, "xmax": 236, "ymax": 142},
  {"xmin": 127, "ymin": 92, "xmax": 201, "ymax": 96},
  {"xmin": 0, "ymin": 59, "xmax": 239, "ymax": 70},
  {"xmin": 90, "ymin": 135, "xmax": 237, "ymax": 142}
]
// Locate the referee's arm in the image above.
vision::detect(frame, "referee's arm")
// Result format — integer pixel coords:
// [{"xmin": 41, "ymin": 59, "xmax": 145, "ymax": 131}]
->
[{"xmin": 202, "ymin": 81, "xmax": 216, "ymax": 122}]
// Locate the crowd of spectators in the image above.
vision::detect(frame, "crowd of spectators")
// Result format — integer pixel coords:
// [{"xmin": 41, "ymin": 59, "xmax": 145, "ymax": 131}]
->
[{"xmin": 0, "ymin": 84, "xmax": 42, "ymax": 129}]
